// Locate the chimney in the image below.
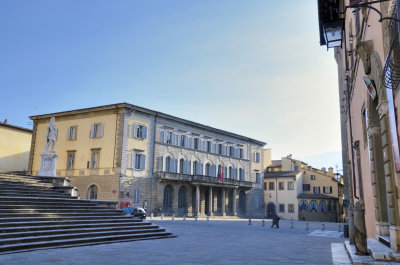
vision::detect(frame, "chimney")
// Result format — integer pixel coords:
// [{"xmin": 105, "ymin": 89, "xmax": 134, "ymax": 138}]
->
[{"xmin": 321, "ymin": 167, "xmax": 326, "ymax": 172}]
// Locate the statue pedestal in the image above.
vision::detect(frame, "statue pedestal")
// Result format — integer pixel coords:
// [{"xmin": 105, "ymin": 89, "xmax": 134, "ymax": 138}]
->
[{"xmin": 38, "ymin": 152, "xmax": 58, "ymax": 177}]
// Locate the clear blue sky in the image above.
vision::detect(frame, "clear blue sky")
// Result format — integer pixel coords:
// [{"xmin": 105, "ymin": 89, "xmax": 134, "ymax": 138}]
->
[{"xmin": 0, "ymin": 1, "xmax": 342, "ymax": 171}]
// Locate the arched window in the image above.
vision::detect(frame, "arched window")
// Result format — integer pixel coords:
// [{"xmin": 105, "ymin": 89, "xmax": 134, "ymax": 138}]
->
[
  {"xmin": 193, "ymin": 161, "xmax": 198, "ymax": 175},
  {"xmin": 205, "ymin": 163, "xmax": 211, "ymax": 176},
  {"xmin": 163, "ymin": 185, "xmax": 173, "ymax": 207},
  {"xmin": 178, "ymin": 186, "xmax": 187, "ymax": 207},
  {"xmin": 87, "ymin": 185, "xmax": 98, "ymax": 200},
  {"xmin": 179, "ymin": 158, "xmax": 184, "ymax": 174},
  {"xmin": 133, "ymin": 189, "xmax": 140, "ymax": 204},
  {"xmin": 299, "ymin": 200, "xmax": 308, "ymax": 212},
  {"xmin": 319, "ymin": 200, "xmax": 327, "ymax": 213},
  {"xmin": 309, "ymin": 200, "xmax": 318, "ymax": 212},
  {"xmin": 165, "ymin": 156, "xmax": 172, "ymax": 172},
  {"xmin": 228, "ymin": 166, "xmax": 233, "ymax": 179}
]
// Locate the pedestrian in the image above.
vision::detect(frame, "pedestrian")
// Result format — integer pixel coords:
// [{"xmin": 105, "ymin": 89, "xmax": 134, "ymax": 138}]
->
[{"xmin": 271, "ymin": 214, "xmax": 280, "ymax": 228}]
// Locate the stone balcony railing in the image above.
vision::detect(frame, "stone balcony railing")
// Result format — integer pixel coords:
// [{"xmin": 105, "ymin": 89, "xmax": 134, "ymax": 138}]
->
[{"xmin": 156, "ymin": 171, "xmax": 253, "ymax": 188}]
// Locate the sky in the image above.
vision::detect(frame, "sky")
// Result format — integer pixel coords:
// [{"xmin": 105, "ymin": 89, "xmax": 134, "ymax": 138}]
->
[{"xmin": 0, "ymin": 1, "xmax": 342, "ymax": 171}]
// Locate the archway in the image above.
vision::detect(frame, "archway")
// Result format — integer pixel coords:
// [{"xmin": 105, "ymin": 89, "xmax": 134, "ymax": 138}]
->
[
  {"xmin": 178, "ymin": 186, "xmax": 187, "ymax": 216},
  {"xmin": 163, "ymin": 185, "xmax": 173, "ymax": 215},
  {"xmin": 87, "ymin": 185, "xmax": 98, "ymax": 200}
]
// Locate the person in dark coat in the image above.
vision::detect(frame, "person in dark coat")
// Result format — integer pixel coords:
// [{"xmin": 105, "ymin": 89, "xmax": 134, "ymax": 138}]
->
[{"xmin": 271, "ymin": 214, "xmax": 280, "ymax": 228}]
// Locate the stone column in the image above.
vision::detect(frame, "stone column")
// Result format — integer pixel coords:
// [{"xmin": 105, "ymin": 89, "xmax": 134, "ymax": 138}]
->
[
  {"xmin": 222, "ymin": 188, "xmax": 226, "ymax": 216},
  {"xmin": 196, "ymin": 185, "xmax": 200, "ymax": 216},
  {"xmin": 233, "ymin": 188, "xmax": 237, "ymax": 216},
  {"xmin": 209, "ymin": 186, "xmax": 213, "ymax": 216}
]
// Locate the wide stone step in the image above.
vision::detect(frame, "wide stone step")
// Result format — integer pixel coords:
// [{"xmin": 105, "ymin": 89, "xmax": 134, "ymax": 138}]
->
[
  {"xmin": 0, "ymin": 192, "xmax": 76, "ymax": 199},
  {"xmin": 0, "ymin": 196, "xmax": 94, "ymax": 204},
  {"xmin": 0, "ymin": 208, "xmax": 124, "ymax": 214},
  {"xmin": 0, "ymin": 221, "xmax": 152, "ymax": 233},
  {"xmin": 0, "ymin": 232, "xmax": 175, "ymax": 254},
  {"xmin": 0, "ymin": 183, "xmax": 60, "ymax": 191},
  {"xmin": 0, "ymin": 201, "xmax": 97, "ymax": 207},
  {"xmin": 0, "ymin": 180, "xmax": 53, "ymax": 187},
  {"xmin": 0, "ymin": 215, "xmax": 135, "ymax": 223},
  {"xmin": 0, "ymin": 212, "xmax": 124, "ymax": 218},
  {"xmin": 0, "ymin": 227, "xmax": 167, "ymax": 245},
  {"xmin": 0, "ymin": 205, "xmax": 111, "ymax": 210},
  {"xmin": 0, "ymin": 217, "xmax": 143, "ymax": 227},
  {"xmin": 0, "ymin": 224, "xmax": 160, "ymax": 239},
  {"xmin": 0, "ymin": 188, "xmax": 67, "ymax": 195}
]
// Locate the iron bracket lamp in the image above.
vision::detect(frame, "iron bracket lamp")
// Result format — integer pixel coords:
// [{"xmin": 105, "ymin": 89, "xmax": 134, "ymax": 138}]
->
[{"xmin": 342, "ymin": 0, "xmax": 400, "ymax": 22}]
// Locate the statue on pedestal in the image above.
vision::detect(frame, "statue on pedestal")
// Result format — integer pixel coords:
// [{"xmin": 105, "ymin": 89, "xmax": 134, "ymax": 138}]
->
[
  {"xmin": 44, "ymin": 117, "xmax": 58, "ymax": 153},
  {"xmin": 38, "ymin": 117, "xmax": 59, "ymax": 177}
]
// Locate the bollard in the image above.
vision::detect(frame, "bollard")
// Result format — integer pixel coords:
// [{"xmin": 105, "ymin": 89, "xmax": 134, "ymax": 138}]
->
[
  {"xmin": 151, "ymin": 212, "xmax": 154, "ymax": 220},
  {"xmin": 321, "ymin": 224, "xmax": 325, "ymax": 231},
  {"xmin": 207, "ymin": 216, "xmax": 210, "ymax": 222},
  {"xmin": 290, "ymin": 222, "xmax": 294, "ymax": 229},
  {"xmin": 183, "ymin": 215, "xmax": 186, "ymax": 221},
  {"xmin": 306, "ymin": 223, "xmax": 309, "ymax": 231},
  {"xmin": 172, "ymin": 213, "xmax": 175, "ymax": 220},
  {"xmin": 248, "ymin": 218, "xmax": 252, "ymax": 225},
  {"xmin": 161, "ymin": 213, "xmax": 164, "ymax": 220},
  {"xmin": 195, "ymin": 216, "xmax": 198, "ymax": 222},
  {"xmin": 262, "ymin": 220, "xmax": 265, "ymax": 226},
  {"xmin": 338, "ymin": 224, "xmax": 342, "ymax": 232}
]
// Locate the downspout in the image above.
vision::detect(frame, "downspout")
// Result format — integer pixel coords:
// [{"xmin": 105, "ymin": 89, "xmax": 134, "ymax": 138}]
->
[{"xmin": 151, "ymin": 114, "xmax": 158, "ymax": 213}]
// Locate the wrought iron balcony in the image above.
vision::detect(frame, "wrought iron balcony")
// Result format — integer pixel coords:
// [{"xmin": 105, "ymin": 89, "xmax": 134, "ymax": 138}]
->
[{"xmin": 156, "ymin": 171, "xmax": 253, "ymax": 188}]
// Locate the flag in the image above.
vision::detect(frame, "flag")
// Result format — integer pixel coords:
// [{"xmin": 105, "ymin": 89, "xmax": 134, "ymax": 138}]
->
[
  {"xmin": 220, "ymin": 167, "xmax": 224, "ymax": 181},
  {"xmin": 217, "ymin": 167, "xmax": 221, "ymax": 181}
]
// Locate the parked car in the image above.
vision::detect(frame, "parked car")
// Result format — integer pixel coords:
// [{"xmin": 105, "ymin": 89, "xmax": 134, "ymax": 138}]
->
[{"xmin": 129, "ymin": 207, "xmax": 146, "ymax": 220}]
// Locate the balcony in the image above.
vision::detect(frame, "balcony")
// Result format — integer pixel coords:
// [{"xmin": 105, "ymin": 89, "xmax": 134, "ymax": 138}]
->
[{"xmin": 156, "ymin": 171, "xmax": 253, "ymax": 188}]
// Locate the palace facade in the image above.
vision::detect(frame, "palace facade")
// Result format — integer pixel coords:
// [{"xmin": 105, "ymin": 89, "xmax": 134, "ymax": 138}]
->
[{"xmin": 28, "ymin": 103, "xmax": 266, "ymax": 217}]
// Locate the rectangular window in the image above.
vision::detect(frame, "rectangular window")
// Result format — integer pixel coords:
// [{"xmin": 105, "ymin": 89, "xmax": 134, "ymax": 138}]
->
[
  {"xmin": 310, "ymin": 175, "xmax": 316, "ymax": 180},
  {"xmin": 133, "ymin": 152, "xmax": 146, "ymax": 170},
  {"xmin": 264, "ymin": 182, "xmax": 267, "ymax": 190},
  {"xmin": 180, "ymin": 135, "xmax": 186, "ymax": 147},
  {"xmin": 207, "ymin": 141, "xmax": 211, "ymax": 152},
  {"xmin": 278, "ymin": 182, "xmax": 284, "ymax": 190},
  {"xmin": 268, "ymin": 182, "xmax": 275, "ymax": 190},
  {"xmin": 135, "ymin": 124, "xmax": 147, "ymax": 139},
  {"xmin": 303, "ymin": 184, "xmax": 311, "ymax": 191},
  {"xmin": 323, "ymin": 186, "xmax": 333, "ymax": 194},
  {"xmin": 67, "ymin": 126, "xmax": 77, "ymax": 140},
  {"xmin": 90, "ymin": 123, "xmax": 104, "ymax": 138},
  {"xmin": 254, "ymin": 152, "xmax": 260, "ymax": 163},
  {"xmin": 166, "ymin": 132, "xmax": 172, "ymax": 144},
  {"xmin": 90, "ymin": 149, "xmax": 100, "ymax": 169},
  {"xmin": 256, "ymin": 173, "xmax": 261, "ymax": 184},
  {"xmin": 313, "ymin": 187, "xmax": 320, "ymax": 194},
  {"xmin": 287, "ymin": 181, "xmax": 294, "ymax": 190},
  {"xmin": 239, "ymin": 148, "xmax": 244, "ymax": 159},
  {"xmin": 194, "ymin": 138, "xmax": 199, "ymax": 149},
  {"xmin": 66, "ymin": 151, "xmax": 75, "ymax": 170},
  {"xmin": 229, "ymin": 146, "xmax": 235, "ymax": 156},
  {"xmin": 279, "ymin": 204, "xmax": 285, "ymax": 213},
  {"xmin": 218, "ymin": 144, "xmax": 223, "ymax": 154},
  {"xmin": 288, "ymin": 204, "xmax": 295, "ymax": 213}
]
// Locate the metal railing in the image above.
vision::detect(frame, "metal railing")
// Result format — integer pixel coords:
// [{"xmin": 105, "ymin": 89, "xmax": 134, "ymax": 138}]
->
[{"xmin": 156, "ymin": 171, "xmax": 253, "ymax": 188}]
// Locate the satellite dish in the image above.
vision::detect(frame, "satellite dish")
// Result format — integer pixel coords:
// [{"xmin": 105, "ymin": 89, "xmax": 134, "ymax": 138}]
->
[{"xmin": 363, "ymin": 76, "xmax": 377, "ymax": 100}]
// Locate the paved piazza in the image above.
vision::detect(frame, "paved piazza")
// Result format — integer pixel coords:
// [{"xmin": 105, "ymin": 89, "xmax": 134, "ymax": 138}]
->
[{"xmin": 0, "ymin": 218, "xmax": 345, "ymax": 265}]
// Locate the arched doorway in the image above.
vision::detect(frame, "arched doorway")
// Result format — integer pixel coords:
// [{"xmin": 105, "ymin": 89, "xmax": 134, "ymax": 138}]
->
[
  {"xmin": 238, "ymin": 190, "xmax": 246, "ymax": 215},
  {"xmin": 267, "ymin": 202, "xmax": 275, "ymax": 218},
  {"xmin": 163, "ymin": 185, "xmax": 173, "ymax": 215},
  {"xmin": 87, "ymin": 185, "xmax": 98, "ymax": 200},
  {"xmin": 178, "ymin": 186, "xmax": 187, "ymax": 216}
]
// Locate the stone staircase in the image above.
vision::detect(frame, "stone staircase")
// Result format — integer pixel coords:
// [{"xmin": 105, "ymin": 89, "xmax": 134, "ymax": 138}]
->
[{"xmin": 0, "ymin": 173, "xmax": 175, "ymax": 254}]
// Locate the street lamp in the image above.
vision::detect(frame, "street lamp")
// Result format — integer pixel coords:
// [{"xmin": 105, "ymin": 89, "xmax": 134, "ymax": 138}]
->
[{"xmin": 323, "ymin": 19, "xmax": 344, "ymax": 49}]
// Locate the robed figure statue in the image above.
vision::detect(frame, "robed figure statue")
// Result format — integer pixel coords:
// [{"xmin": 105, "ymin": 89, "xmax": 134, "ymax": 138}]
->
[{"xmin": 44, "ymin": 117, "xmax": 58, "ymax": 153}]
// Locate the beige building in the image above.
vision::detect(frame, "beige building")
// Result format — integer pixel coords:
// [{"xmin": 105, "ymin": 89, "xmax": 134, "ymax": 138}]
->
[
  {"xmin": 0, "ymin": 121, "xmax": 32, "ymax": 173},
  {"xmin": 264, "ymin": 155, "xmax": 344, "ymax": 222},
  {"xmin": 29, "ymin": 103, "xmax": 266, "ymax": 217},
  {"xmin": 318, "ymin": 0, "xmax": 400, "ymax": 252}
]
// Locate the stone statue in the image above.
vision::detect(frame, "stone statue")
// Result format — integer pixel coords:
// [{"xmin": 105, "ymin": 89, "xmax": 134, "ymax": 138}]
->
[{"xmin": 44, "ymin": 117, "xmax": 58, "ymax": 153}]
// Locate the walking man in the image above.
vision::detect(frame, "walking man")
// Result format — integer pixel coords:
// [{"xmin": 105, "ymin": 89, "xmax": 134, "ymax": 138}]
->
[{"xmin": 271, "ymin": 214, "xmax": 280, "ymax": 228}]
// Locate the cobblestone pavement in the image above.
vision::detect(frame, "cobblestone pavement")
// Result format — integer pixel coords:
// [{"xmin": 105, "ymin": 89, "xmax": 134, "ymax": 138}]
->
[{"xmin": 0, "ymin": 218, "xmax": 345, "ymax": 265}]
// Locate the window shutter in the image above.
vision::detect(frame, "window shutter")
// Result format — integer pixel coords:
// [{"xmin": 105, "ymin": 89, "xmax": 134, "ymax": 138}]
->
[
  {"xmin": 330, "ymin": 187, "xmax": 332, "ymax": 193},
  {"xmin": 99, "ymin": 123, "xmax": 104, "ymax": 137},
  {"xmin": 143, "ymin": 126, "xmax": 147, "ymax": 139},
  {"xmin": 242, "ymin": 168, "xmax": 245, "ymax": 180},
  {"xmin": 141, "ymin": 154, "xmax": 146, "ymax": 170},
  {"xmin": 157, "ymin": 156, "xmax": 163, "ymax": 171},
  {"xmin": 160, "ymin": 131, "xmax": 165, "ymax": 143},
  {"xmin": 186, "ymin": 160, "xmax": 190, "ymax": 174},
  {"xmin": 134, "ymin": 124, "xmax": 138, "ymax": 138},
  {"xmin": 198, "ymin": 163, "xmax": 202, "ymax": 175},
  {"xmin": 211, "ymin": 143, "xmax": 216, "ymax": 153},
  {"xmin": 90, "ymin": 124, "xmax": 95, "ymax": 138},
  {"xmin": 171, "ymin": 133, "xmax": 176, "ymax": 145},
  {"xmin": 174, "ymin": 158, "xmax": 178, "ymax": 173},
  {"xmin": 212, "ymin": 164, "xmax": 216, "ymax": 176},
  {"xmin": 127, "ymin": 153, "xmax": 132, "ymax": 168}
]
